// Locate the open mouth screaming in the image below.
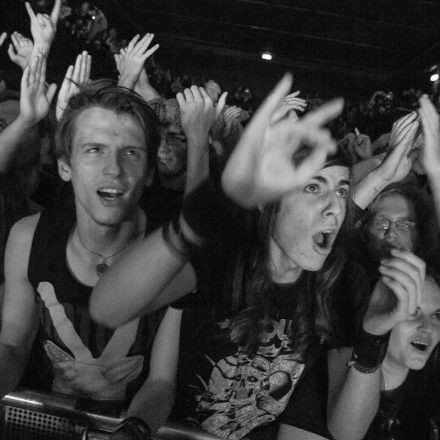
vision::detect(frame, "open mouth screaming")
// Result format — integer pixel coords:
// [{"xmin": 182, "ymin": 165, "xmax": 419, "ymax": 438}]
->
[
  {"xmin": 312, "ymin": 229, "xmax": 336, "ymax": 252},
  {"xmin": 410, "ymin": 341, "xmax": 428, "ymax": 352}
]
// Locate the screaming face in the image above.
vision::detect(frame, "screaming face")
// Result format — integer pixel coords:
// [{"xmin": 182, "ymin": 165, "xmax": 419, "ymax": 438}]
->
[
  {"xmin": 269, "ymin": 165, "xmax": 350, "ymax": 282},
  {"xmin": 387, "ymin": 276, "xmax": 440, "ymax": 370}
]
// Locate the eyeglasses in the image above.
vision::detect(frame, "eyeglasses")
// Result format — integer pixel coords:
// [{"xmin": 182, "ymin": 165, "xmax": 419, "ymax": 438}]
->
[
  {"xmin": 371, "ymin": 218, "xmax": 416, "ymax": 231},
  {"xmin": 161, "ymin": 133, "xmax": 187, "ymax": 148}
]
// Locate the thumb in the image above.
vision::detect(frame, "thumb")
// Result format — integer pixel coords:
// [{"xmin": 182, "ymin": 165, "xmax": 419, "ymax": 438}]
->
[
  {"xmin": 216, "ymin": 91, "xmax": 228, "ymax": 118},
  {"xmin": 7, "ymin": 44, "xmax": 18, "ymax": 62}
]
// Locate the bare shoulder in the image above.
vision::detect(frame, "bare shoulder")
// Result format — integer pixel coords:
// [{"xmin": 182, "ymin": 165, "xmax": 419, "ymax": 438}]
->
[
  {"xmin": 5, "ymin": 213, "xmax": 41, "ymax": 277},
  {"xmin": 9, "ymin": 213, "xmax": 41, "ymax": 239}
]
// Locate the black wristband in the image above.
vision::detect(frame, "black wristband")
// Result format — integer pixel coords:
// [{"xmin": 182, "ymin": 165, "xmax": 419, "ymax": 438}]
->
[
  {"xmin": 351, "ymin": 328, "xmax": 391, "ymax": 373},
  {"xmin": 114, "ymin": 417, "xmax": 151, "ymax": 440}
]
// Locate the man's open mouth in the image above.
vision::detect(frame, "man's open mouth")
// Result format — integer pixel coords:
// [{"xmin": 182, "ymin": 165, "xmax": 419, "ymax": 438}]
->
[{"xmin": 97, "ymin": 188, "xmax": 125, "ymax": 200}]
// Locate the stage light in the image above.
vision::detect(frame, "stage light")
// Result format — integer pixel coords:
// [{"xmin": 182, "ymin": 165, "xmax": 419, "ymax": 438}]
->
[
  {"xmin": 430, "ymin": 73, "xmax": 439, "ymax": 82},
  {"xmin": 261, "ymin": 53, "xmax": 272, "ymax": 61}
]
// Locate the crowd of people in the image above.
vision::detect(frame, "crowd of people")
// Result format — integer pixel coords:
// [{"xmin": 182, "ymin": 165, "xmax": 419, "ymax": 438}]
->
[{"xmin": 0, "ymin": 1, "xmax": 440, "ymax": 440}]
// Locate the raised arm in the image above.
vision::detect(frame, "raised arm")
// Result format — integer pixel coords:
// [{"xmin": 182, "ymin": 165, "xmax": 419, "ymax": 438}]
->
[
  {"xmin": 352, "ymin": 112, "xmax": 418, "ymax": 209},
  {"xmin": 7, "ymin": 32, "xmax": 33, "ymax": 70},
  {"xmin": 0, "ymin": 54, "xmax": 56, "ymax": 172},
  {"xmin": 221, "ymin": 74, "xmax": 343, "ymax": 207},
  {"xmin": 418, "ymin": 94, "xmax": 440, "ymax": 226},
  {"xmin": 116, "ymin": 33, "xmax": 159, "ymax": 96},
  {"xmin": 25, "ymin": 0, "xmax": 61, "ymax": 61},
  {"xmin": 328, "ymin": 249, "xmax": 425, "ymax": 440},
  {"xmin": 56, "ymin": 51, "xmax": 91, "ymax": 121},
  {"xmin": 177, "ymin": 85, "xmax": 227, "ymax": 194}
]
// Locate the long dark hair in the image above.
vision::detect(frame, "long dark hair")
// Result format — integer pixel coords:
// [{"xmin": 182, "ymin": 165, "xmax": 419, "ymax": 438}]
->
[
  {"xmin": 361, "ymin": 182, "xmax": 439, "ymax": 265},
  {"xmin": 227, "ymin": 195, "xmax": 354, "ymax": 359}
]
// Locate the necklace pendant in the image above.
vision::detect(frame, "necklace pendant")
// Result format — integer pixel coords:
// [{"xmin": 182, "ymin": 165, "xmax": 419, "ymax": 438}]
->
[{"xmin": 96, "ymin": 262, "xmax": 108, "ymax": 276}]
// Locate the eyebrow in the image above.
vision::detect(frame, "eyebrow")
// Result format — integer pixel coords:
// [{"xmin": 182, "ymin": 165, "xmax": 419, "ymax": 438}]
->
[
  {"xmin": 374, "ymin": 215, "xmax": 415, "ymax": 221},
  {"xmin": 80, "ymin": 142, "xmax": 147, "ymax": 151},
  {"xmin": 313, "ymin": 176, "xmax": 350, "ymax": 186}
]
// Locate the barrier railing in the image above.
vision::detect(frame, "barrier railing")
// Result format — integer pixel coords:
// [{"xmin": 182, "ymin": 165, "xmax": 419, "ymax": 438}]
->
[{"xmin": 0, "ymin": 389, "xmax": 221, "ymax": 440}]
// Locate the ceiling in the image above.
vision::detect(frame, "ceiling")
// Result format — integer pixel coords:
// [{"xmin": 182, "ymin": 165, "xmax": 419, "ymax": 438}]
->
[
  {"xmin": 2, "ymin": 0, "xmax": 440, "ymax": 95},
  {"xmin": 109, "ymin": 0, "xmax": 440, "ymax": 92}
]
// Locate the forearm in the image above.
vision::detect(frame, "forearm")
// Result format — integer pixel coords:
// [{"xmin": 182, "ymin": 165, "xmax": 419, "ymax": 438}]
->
[
  {"xmin": 352, "ymin": 169, "xmax": 388, "ymax": 210},
  {"xmin": 135, "ymin": 75, "xmax": 161, "ymax": 102},
  {"xmin": 0, "ymin": 116, "xmax": 34, "ymax": 172},
  {"xmin": 29, "ymin": 42, "xmax": 51, "ymax": 63},
  {"xmin": 328, "ymin": 366, "xmax": 381, "ymax": 440},
  {"xmin": 0, "ymin": 341, "xmax": 27, "ymax": 397},
  {"xmin": 221, "ymin": 140, "xmax": 258, "ymax": 207},
  {"xmin": 125, "ymin": 380, "xmax": 175, "ymax": 433},
  {"xmin": 118, "ymin": 74, "xmax": 138, "ymax": 91},
  {"xmin": 90, "ymin": 227, "xmax": 194, "ymax": 327},
  {"xmin": 185, "ymin": 135, "xmax": 209, "ymax": 196},
  {"xmin": 427, "ymin": 169, "xmax": 440, "ymax": 226}
]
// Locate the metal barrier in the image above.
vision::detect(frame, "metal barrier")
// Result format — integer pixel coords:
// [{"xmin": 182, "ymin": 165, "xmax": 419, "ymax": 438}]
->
[{"xmin": 0, "ymin": 389, "xmax": 221, "ymax": 440}]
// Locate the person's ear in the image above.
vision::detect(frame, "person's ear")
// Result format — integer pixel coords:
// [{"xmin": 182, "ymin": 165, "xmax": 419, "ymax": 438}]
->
[{"xmin": 58, "ymin": 158, "xmax": 72, "ymax": 182}]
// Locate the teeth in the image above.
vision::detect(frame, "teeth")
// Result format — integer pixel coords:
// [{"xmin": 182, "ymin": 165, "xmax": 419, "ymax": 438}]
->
[{"xmin": 100, "ymin": 188, "xmax": 122, "ymax": 194}]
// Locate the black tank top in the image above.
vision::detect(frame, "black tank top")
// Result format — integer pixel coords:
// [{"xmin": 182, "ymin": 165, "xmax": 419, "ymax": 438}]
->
[{"xmin": 23, "ymin": 208, "xmax": 154, "ymax": 404}]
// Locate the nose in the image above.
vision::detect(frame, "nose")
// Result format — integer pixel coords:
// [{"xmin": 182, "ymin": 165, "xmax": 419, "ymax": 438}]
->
[
  {"xmin": 323, "ymin": 191, "xmax": 342, "ymax": 218},
  {"xmin": 418, "ymin": 314, "xmax": 433, "ymax": 333},
  {"xmin": 158, "ymin": 139, "xmax": 170, "ymax": 157},
  {"xmin": 103, "ymin": 152, "xmax": 122, "ymax": 177},
  {"xmin": 384, "ymin": 221, "xmax": 399, "ymax": 238}
]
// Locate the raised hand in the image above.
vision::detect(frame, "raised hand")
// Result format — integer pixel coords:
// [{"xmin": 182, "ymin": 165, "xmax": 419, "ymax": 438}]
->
[
  {"xmin": 19, "ymin": 54, "xmax": 57, "ymax": 125},
  {"xmin": 176, "ymin": 86, "xmax": 227, "ymax": 143},
  {"xmin": 418, "ymin": 94, "xmax": 440, "ymax": 175},
  {"xmin": 223, "ymin": 106, "xmax": 242, "ymax": 137},
  {"xmin": 222, "ymin": 74, "xmax": 343, "ymax": 207},
  {"xmin": 375, "ymin": 112, "xmax": 419, "ymax": 184},
  {"xmin": 363, "ymin": 249, "xmax": 425, "ymax": 336},
  {"xmin": 56, "ymin": 51, "xmax": 92, "ymax": 121},
  {"xmin": 25, "ymin": 0, "xmax": 61, "ymax": 47},
  {"xmin": 0, "ymin": 32, "xmax": 6, "ymax": 47},
  {"xmin": 7, "ymin": 31, "xmax": 34, "ymax": 70},
  {"xmin": 117, "ymin": 33, "xmax": 159, "ymax": 89},
  {"xmin": 270, "ymin": 90, "xmax": 307, "ymax": 124}
]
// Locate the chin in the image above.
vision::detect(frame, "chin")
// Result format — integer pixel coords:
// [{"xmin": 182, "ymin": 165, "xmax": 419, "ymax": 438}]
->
[
  {"xmin": 298, "ymin": 255, "xmax": 326, "ymax": 272},
  {"xmin": 405, "ymin": 356, "xmax": 429, "ymax": 370}
]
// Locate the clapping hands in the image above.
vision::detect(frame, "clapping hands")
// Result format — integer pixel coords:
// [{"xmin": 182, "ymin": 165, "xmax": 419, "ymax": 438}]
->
[
  {"xmin": 176, "ymin": 86, "xmax": 227, "ymax": 143},
  {"xmin": 56, "ymin": 51, "xmax": 91, "ymax": 121},
  {"xmin": 19, "ymin": 54, "xmax": 57, "ymax": 126},
  {"xmin": 418, "ymin": 94, "xmax": 440, "ymax": 175},
  {"xmin": 270, "ymin": 90, "xmax": 307, "ymax": 125},
  {"xmin": 363, "ymin": 249, "xmax": 425, "ymax": 336},
  {"xmin": 8, "ymin": 32, "xmax": 34, "ymax": 70},
  {"xmin": 116, "ymin": 33, "xmax": 159, "ymax": 89}
]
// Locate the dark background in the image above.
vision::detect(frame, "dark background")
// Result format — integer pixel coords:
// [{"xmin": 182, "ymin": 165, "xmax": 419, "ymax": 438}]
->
[{"xmin": 1, "ymin": 0, "xmax": 440, "ymax": 100}]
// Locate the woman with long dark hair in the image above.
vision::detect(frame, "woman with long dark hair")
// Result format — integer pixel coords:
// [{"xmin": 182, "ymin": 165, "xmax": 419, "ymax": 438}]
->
[{"xmin": 91, "ymin": 75, "xmax": 352, "ymax": 440}]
